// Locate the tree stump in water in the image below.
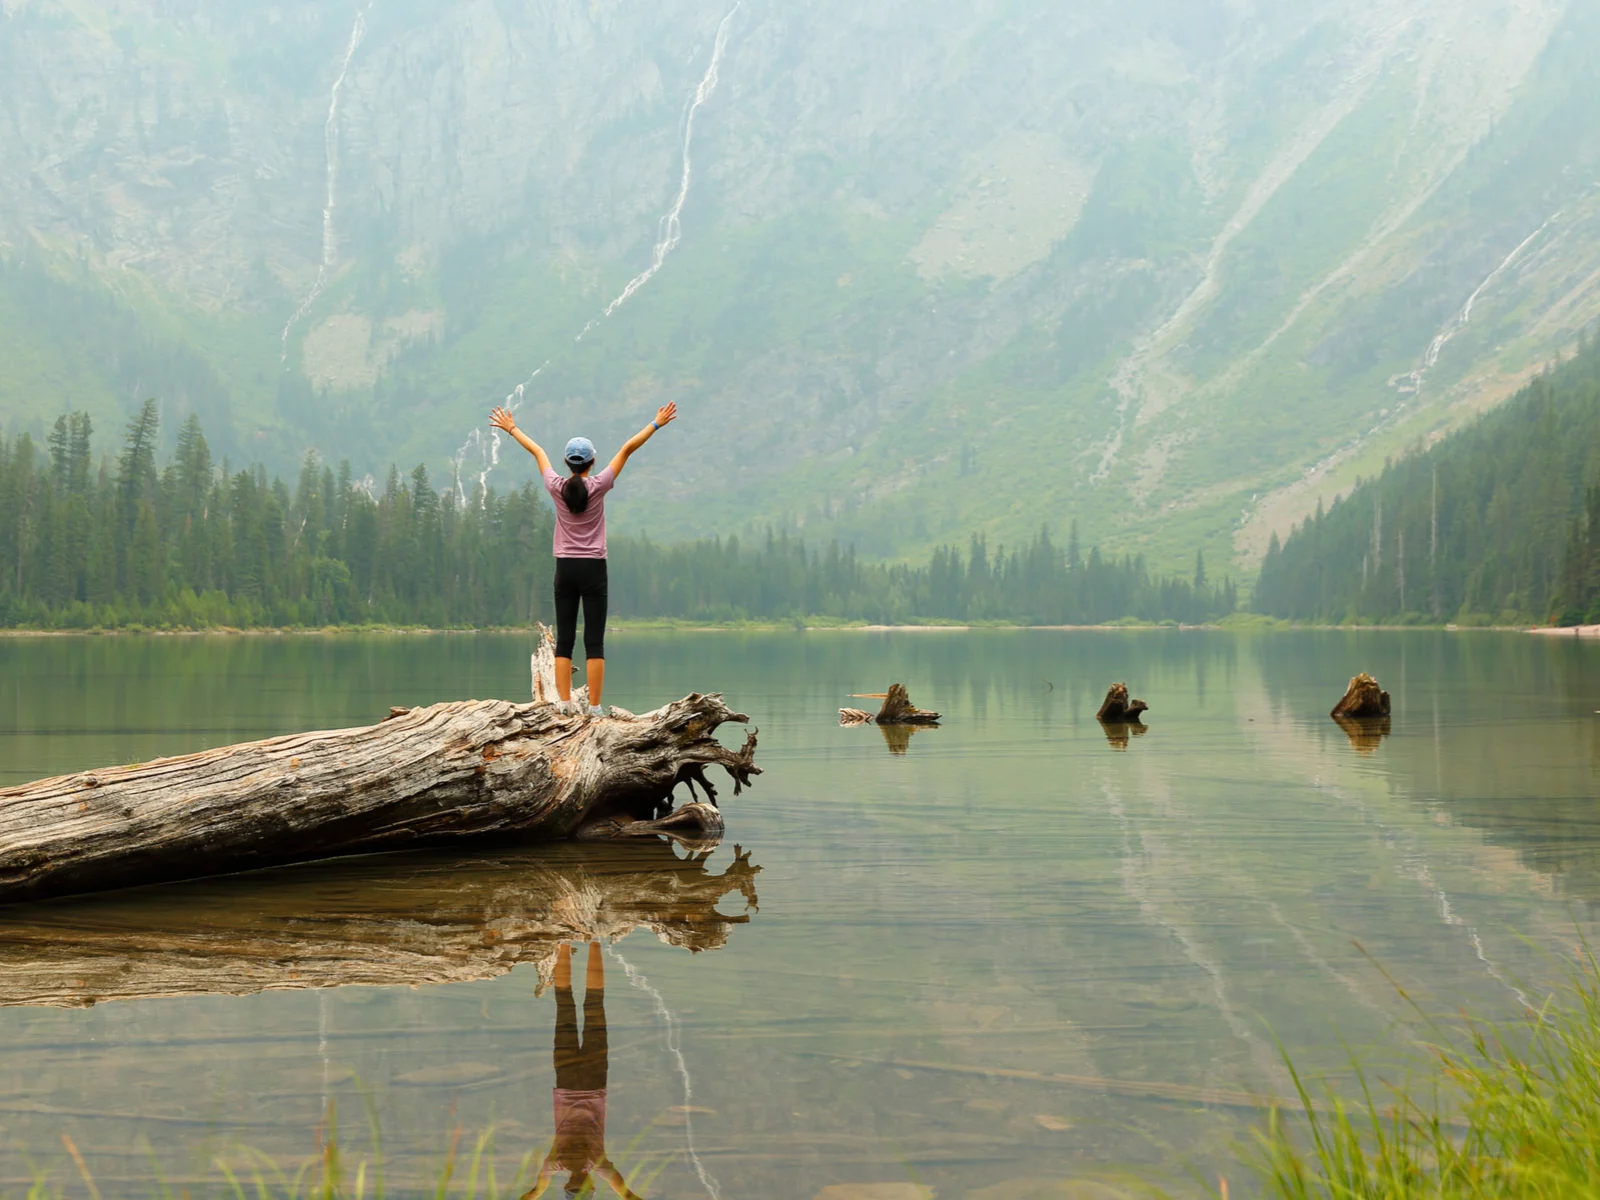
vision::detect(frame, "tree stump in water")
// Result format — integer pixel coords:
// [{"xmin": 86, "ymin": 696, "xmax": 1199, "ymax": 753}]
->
[
  {"xmin": 0, "ymin": 840, "xmax": 761, "ymax": 1008},
  {"xmin": 0, "ymin": 627, "xmax": 759, "ymax": 905},
  {"xmin": 1330, "ymin": 673, "xmax": 1390, "ymax": 719},
  {"xmin": 1096, "ymin": 683, "xmax": 1149, "ymax": 723},
  {"xmin": 839, "ymin": 683, "xmax": 940, "ymax": 727}
]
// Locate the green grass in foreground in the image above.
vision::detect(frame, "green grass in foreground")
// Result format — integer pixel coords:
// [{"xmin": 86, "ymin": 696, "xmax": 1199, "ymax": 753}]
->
[
  {"xmin": 23, "ymin": 1105, "xmax": 678, "ymax": 1200},
  {"xmin": 1245, "ymin": 947, "xmax": 1600, "ymax": 1199},
  {"xmin": 11, "ymin": 953, "xmax": 1600, "ymax": 1197}
]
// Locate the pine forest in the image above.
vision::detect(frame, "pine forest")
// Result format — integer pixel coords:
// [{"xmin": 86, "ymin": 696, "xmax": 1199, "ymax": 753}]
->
[
  {"xmin": 0, "ymin": 400, "xmax": 1235, "ymax": 630},
  {"xmin": 1255, "ymin": 335, "xmax": 1600, "ymax": 624}
]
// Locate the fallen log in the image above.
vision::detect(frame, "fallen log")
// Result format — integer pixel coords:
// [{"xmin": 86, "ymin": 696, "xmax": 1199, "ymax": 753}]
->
[
  {"xmin": 1096, "ymin": 683, "xmax": 1149, "ymax": 723},
  {"xmin": 839, "ymin": 683, "xmax": 941, "ymax": 726},
  {"xmin": 0, "ymin": 627, "xmax": 759, "ymax": 905},
  {"xmin": 1331, "ymin": 672, "xmax": 1390, "ymax": 719},
  {"xmin": 0, "ymin": 840, "xmax": 761, "ymax": 1008}
]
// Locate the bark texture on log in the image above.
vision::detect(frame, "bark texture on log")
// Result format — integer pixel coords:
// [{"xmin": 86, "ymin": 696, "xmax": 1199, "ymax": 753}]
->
[
  {"xmin": 877, "ymin": 683, "xmax": 941, "ymax": 723},
  {"xmin": 1096, "ymin": 683, "xmax": 1149, "ymax": 723},
  {"xmin": 0, "ymin": 627, "xmax": 759, "ymax": 904},
  {"xmin": 0, "ymin": 841, "xmax": 760, "ymax": 1008},
  {"xmin": 1330, "ymin": 673, "xmax": 1390, "ymax": 719},
  {"xmin": 839, "ymin": 683, "xmax": 940, "ymax": 726}
]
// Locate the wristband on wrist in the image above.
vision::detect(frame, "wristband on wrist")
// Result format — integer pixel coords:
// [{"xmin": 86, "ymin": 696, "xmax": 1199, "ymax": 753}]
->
[{"xmin": 650, "ymin": 421, "xmax": 660, "ymax": 432}]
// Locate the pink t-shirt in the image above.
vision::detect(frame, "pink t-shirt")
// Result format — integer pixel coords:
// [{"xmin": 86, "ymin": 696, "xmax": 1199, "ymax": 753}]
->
[
  {"xmin": 552, "ymin": 1087, "xmax": 608, "ymax": 1172},
  {"xmin": 543, "ymin": 466, "xmax": 616, "ymax": 559}
]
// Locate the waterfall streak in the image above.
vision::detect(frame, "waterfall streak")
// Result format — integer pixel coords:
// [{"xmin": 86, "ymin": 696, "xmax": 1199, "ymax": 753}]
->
[
  {"xmin": 454, "ymin": 365, "xmax": 549, "ymax": 507},
  {"xmin": 281, "ymin": 6, "xmax": 371, "ymax": 360},
  {"xmin": 1101, "ymin": 783, "xmax": 1290, "ymax": 1090},
  {"xmin": 603, "ymin": 2, "xmax": 741, "ymax": 318},
  {"xmin": 1287, "ymin": 209, "xmax": 1565, "ymax": 501},
  {"xmin": 608, "ymin": 947, "xmax": 720, "ymax": 1200},
  {"xmin": 1413, "ymin": 212, "xmax": 1560, "ymax": 382},
  {"xmin": 318, "ymin": 989, "xmax": 332, "ymax": 1117},
  {"xmin": 462, "ymin": 4, "xmax": 740, "ymax": 504},
  {"xmin": 1313, "ymin": 766, "xmax": 1538, "ymax": 1014},
  {"xmin": 1409, "ymin": 856, "xmax": 1537, "ymax": 1011}
]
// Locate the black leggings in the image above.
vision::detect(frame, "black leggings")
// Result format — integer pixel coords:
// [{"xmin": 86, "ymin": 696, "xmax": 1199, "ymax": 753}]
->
[
  {"xmin": 553, "ymin": 557, "xmax": 607, "ymax": 660},
  {"xmin": 553, "ymin": 985, "xmax": 608, "ymax": 1091}
]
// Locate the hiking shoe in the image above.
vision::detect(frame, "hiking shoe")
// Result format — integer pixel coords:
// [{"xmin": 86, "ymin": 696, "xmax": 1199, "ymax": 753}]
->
[{"xmin": 588, "ymin": 705, "xmax": 606, "ymax": 719}]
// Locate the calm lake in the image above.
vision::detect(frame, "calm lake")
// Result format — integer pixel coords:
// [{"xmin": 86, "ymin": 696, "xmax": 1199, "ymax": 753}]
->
[{"xmin": 1, "ymin": 630, "xmax": 1598, "ymax": 1198}]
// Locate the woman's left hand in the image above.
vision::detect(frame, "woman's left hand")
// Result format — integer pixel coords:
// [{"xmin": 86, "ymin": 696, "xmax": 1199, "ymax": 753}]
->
[
  {"xmin": 490, "ymin": 407, "xmax": 517, "ymax": 434},
  {"xmin": 654, "ymin": 402, "xmax": 678, "ymax": 428}
]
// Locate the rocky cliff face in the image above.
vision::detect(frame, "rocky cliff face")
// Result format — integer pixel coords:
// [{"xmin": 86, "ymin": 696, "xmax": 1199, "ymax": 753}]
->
[{"xmin": 2, "ymin": 0, "xmax": 1595, "ymax": 572}]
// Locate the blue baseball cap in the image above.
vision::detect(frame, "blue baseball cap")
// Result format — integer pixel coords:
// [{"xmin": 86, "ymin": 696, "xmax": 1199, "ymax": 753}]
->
[{"xmin": 563, "ymin": 436, "xmax": 596, "ymax": 468}]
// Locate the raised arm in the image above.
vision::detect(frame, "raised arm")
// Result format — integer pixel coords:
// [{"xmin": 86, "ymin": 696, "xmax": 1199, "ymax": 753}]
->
[
  {"xmin": 606, "ymin": 403, "xmax": 677, "ymax": 479},
  {"xmin": 491, "ymin": 407, "xmax": 552, "ymax": 474},
  {"xmin": 520, "ymin": 1158, "xmax": 556, "ymax": 1200},
  {"xmin": 596, "ymin": 1162, "xmax": 644, "ymax": 1200}
]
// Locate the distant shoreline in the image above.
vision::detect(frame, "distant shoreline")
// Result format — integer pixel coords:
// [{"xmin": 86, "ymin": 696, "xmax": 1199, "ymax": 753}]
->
[
  {"xmin": 0, "ymin": 620, "xmax": 1193, "ymax": 637},
  {"xmin": 0, "ymin": 619, "xmax": 1577, "ymax": 637}
]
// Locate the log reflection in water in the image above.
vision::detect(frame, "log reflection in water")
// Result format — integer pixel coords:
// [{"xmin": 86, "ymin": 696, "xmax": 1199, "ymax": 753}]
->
[
  {"xmin": 1100, "ymin": 721, "xmax": 1150, "ymax": 751},
  {"xmin": 878, "ymin": 722, "xmax": 937, "ymax": 755},
  {"xmin": 0, "ymin": 840, "xmax": 760, "ymax": 1008},
  {"xmin": 1333, "ymin": 714, "xmax": 1391, "ymax": 755}
]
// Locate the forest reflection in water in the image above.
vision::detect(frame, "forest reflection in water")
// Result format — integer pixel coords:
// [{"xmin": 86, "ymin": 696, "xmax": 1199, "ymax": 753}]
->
[{"xmin": 1, "ymin": 630, "xmax": 1600, "ymax": 1197}]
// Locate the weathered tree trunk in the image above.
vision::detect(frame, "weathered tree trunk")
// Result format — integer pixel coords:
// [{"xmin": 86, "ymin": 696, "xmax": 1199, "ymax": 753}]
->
[
  {"xmin": 0, "ymin": 627, "xmax": 758, "ymax": 904},
  {"xmin": 1330, "ymin": 672, "xmax": 1390, "ymax": 719},
  {"xmin": 0, "ymin": 840, "xmax": 761, "ymax": 1008},
  {"xmin": 877, "ymin": 683, "xmax": 941, "ymax": 723},
  {"xmin": 839, "ymin": 683, "xmax": 940, "ymax": 726},
  {"xmin": 1096, "ymin": 683, "xmax": 1149, "ymax": 723}
]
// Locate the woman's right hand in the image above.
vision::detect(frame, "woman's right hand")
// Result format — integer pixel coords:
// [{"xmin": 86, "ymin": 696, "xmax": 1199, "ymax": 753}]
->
[
  {"xmin": 490, "ymin": 406, "xmax": 516, "ymax": 434},
  {"xmin": 654, "ymin": 402, "xmax": 678, "ymax": 428}
]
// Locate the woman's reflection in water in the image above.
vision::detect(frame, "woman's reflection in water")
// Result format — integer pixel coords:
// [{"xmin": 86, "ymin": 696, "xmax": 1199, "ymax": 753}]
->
[{"xmin": 525, "ymin": 941, "xmax": 642, "ymax": 1199}]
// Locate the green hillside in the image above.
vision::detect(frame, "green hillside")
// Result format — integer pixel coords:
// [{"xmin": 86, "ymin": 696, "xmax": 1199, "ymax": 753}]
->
[
  {"xmin": 4, "ymin": 0, "xmax": 1599, "ymax": 578},
  {"xmin": 1253, "ymin": 334, "xmax": 1600, "ymax": 624}
]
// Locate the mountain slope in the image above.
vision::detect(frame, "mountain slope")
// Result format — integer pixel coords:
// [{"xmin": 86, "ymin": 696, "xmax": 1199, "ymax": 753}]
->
[
  {"xmin": 1253, "ymin": 336, "xmax": 1600, "ymax": 623},
  {"xmin": 2, "ymin": 0, "xmax": 1597, "ymax": 574}
]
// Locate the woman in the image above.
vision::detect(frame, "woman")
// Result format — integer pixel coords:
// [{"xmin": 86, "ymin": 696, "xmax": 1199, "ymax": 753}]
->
[
  {"xmin": 489, "ymin": 402, "xmax": 677, "ymax": 717},
  {"xmin": 522, "ymin": 941, "xmax": 642, "ymax": 1199}
]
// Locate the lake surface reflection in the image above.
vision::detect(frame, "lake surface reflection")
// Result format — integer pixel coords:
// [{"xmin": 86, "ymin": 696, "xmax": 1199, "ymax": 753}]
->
[{"xmin": 1, "ymin": 630, "xmax": 1598, "ymax": 1197}]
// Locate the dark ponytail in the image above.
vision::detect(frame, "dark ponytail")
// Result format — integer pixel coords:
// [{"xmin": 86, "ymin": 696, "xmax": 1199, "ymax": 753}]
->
[{"xmin": 561, "ymin": 472, "xmax": 590, "ymax": 514}]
